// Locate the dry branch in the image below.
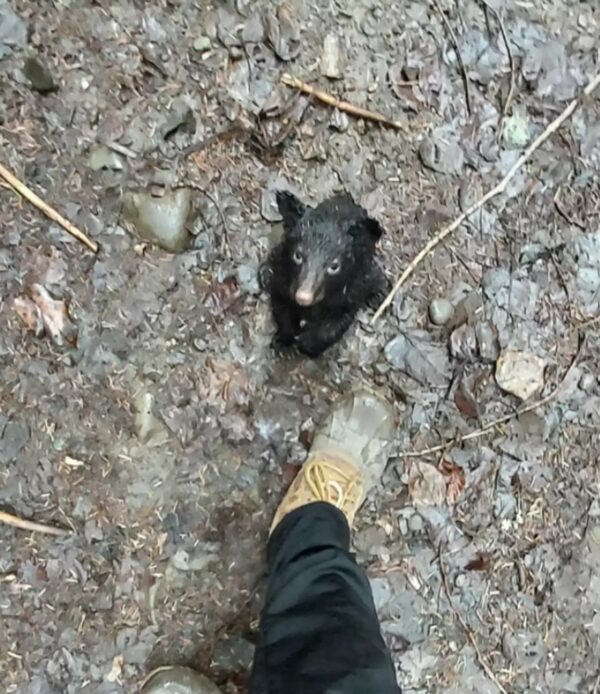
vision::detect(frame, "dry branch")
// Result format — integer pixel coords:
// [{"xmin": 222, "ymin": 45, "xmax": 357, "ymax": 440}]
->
[
  {"xmin": 0, "ymin": 510, "xmax": 72, "ymax": 536},
  {"xmin": 401, "ymin": 334, "xmax": 586, "ymax": 459},
  {"xmin": 372, "ymin": 71, "xmax": 600, "ymax": 322},
  {"xmin": 0, "ymin": 162, "xmax": 99, "ymax": 253},
  {"xmin": 431, "ymin": 0, "xmax": 472, "ymax": 115},
  {"xmin": 280, "ymin": 73, "xmax": 408, "ymax": 131}
]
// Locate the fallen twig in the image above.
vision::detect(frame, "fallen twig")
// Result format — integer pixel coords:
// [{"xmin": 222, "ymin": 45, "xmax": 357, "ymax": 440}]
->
[
  {"xmin": 431, "ymin": 0, "xmax": 472, "ymax": 115},
  {"xmin": 0, "ymin": 162, "xmax": 98, "ymax": 253},
  {"xmin": 478, "ymin": 0, "xmax": 515, "ymax": 128},
  {"xmin": 280, "ymin": 73, "xmax": 408, "ymax": 131},
  {"xmin": 438, "ymin": 547, "xmax": 508, "ymax": 694},
  {"xmin": 373, "ymin": 71, "xmax": 600, "ymax": 322},
  {"xmin": 401, "ymin": 334, "xmax": 586, "ymax": 459},
  {"xmin": 0, "ymin": 510, "xmax": 72, "ymax": 536}
]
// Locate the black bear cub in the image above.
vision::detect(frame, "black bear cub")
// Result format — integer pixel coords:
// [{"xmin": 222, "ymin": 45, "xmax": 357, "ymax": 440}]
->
[{"xmin": 260, "ymin": 191, "xmax": 387, "ymax": 358}]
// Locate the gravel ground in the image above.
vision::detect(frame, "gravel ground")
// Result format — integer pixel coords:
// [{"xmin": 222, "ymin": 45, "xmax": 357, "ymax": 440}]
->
[{"xmin": 1, "ymin": 0, "xmax": 599, "ymax": 692}]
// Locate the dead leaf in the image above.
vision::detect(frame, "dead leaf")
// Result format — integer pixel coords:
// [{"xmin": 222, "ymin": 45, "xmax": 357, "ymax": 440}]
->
[
  {"xmin": 407, "ymin": 461, "xmax": 447, "ymax": 507},
  {"xmin": 27, "ymin": 284, "xmax": 78, "ymax": 347},
  {"xmin": 282, "ymin": 462, "xmax": 301, "ymax": 485},
  {"xmin": 464, "ymin": 553, "xmax": 491, "ymax": 572},
  {"xmin": 206, "ymin": 276, "xmax": 241, "ymax": 313},
  {"xmin": 106, "ymin": 654, "xmax": 124, "ymax": 683},
  {"xmin": 298, "ymin": 426, "xmax": 313, "ymax": 450},
  {"xmin": 14, "ymin": 296, "xmax": 44, "ymax": 335},
  {"xmin": 439, "ymin": 460, "xmax": 466, "ymax": 505},
  {"xmin": 454, "ymin": 379, "xmax": 480, "ymax": 420}
]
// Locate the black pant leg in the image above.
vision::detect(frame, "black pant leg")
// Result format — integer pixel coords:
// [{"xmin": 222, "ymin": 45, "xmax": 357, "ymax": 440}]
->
[{"xmin": 249, "ymin": 502, "xmax": 400, "ymax": 694}]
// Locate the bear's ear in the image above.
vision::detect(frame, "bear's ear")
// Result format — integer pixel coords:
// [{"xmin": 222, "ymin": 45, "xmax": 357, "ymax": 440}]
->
[
  {"xmin": 349, "ymin": 217, "xmax": 384, "ymax": 243},
  {"xmin": 276, "ymin": 191, "xmax": 306, "ymax": 234}
]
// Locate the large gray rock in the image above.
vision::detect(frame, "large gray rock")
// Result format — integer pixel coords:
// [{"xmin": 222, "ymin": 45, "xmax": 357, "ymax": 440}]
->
[{"xmin": 122, "ymin": 188, "xmax": 192, "ymax": 253}]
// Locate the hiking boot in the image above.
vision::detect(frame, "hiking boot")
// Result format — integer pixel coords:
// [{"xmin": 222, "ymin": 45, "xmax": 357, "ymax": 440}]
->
[
  {"xmin": 142, "ymin": 667, "xmax": 223, "ymax": 694},
  {"xmin": 270, "ymin": 389, "xmax": 395, "ymax": 533}
]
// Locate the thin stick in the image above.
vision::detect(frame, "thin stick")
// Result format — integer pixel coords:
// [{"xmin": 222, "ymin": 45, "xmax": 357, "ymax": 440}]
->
[
  {"xmin": 401, "ymin": 335, "xmax": 586, "ymax": 459},
  {"xmin": 280, "ymin": 73, "xmax": 407, "ymax": 131},
  {"xmin": 0, "ymin": 510, "xmax": 72, "ymax": 536},
  {"xmin": 373, "ymin": 71, "xmax": 600, "ymax": 322},
  {"xmin": 488, "ymin": 0, "xmax": 516, "ymax": 119},
  {"xmin": 0, "ymin": 162, "xmax": 99, "ymax": 253},
  {"xmin": 478, "ymin": 0, "xmax": 515, "ymax": 127},
  {"xmin": 431, "ymin": 0, "xmax": 472, "ymax": 115},
  {"xmin": 439, "ymin": 547, "xmax": 508, "ymax": 694}
]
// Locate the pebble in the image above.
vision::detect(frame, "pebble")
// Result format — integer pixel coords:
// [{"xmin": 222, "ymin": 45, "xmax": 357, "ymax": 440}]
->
[
  {"xmin": 398, "ymin": 517, "xmax": 409, "ymax": 535},
  {"xmin": 88, "ymin": 144, "xmax": 123, "ymax": 171},
  {"xmin": 408, "ymin": 513, "xmax": 424, "ymax": 533},
  {"xmin": 193, "ymin": 36, "xmax": 211, "ymax": 53},
  {"xmin": 429, "ymin": 298, "xmax": 454, "ymax": 325},
  {"xmin": 320, "ymin": 34, "xmax": 345, "ymax": 79},
  {"xmin": 23, "ymin": 55, "xmax": 56, "ymax": 93}
]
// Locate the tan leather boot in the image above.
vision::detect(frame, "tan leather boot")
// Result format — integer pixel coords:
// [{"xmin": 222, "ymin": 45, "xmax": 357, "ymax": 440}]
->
[
  {"xmin": 142, "ymin": 666, "xmax": 223, "ymax": 694},
  {"xmin": 270, "ymin": 389, "xmax": 395, "ymax": 533}
]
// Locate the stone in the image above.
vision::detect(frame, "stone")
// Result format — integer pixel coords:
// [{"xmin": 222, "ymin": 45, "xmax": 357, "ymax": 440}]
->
[
  {"xmin": 122, "ymin": 188, "xmax": 192, "ymax": 253},
  {"xmin": 496, "ymin": 349, "xmax": 545, "ymax": 401},
  {"xmin": 428, "ymin": 298, "xmax": 454, "ymax": 325}
]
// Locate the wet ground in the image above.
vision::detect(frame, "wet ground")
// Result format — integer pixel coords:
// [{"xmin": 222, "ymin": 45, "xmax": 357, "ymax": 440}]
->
[{"xmin": 1, "ymin": 0, "xmax": 599, "ymax": 692}]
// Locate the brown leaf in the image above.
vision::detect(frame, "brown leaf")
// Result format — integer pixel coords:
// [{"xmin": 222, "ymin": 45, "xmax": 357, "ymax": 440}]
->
[
  {"xmin": 207, "ymin": 276, "xmax": 241, "ymax": 313},
  {"xmin": 298, "ymin": 426, "xmax": 314, "ymax": 450},
  {"xmin": 407, "ymin": 461, "xmax": 447, "ymax": 507},
  {"xmin": 439, "ymin": 460, "xmax": 466, "ymax": 505},
  {"xmin": 282, "ymin": 462, "xmax": 301, "ymax": 486},
  {"xmin": 27, "ymin": 284, "xmax": 78, "ymax": 347},
  {"xmin": 454, "ymin": 379, "xmax": 480, "ymax": 420},
  {"xmin": 14, "ymin": 296, "xmax": 44, "ymax": 335},
  {"xmin": 464, "ymin": 553, "xmax": 491, "ymax": 572}
]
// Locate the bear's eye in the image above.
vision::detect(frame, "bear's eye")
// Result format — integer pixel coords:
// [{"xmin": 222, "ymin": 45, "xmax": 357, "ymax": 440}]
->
[
  {"xmin": 327, "ymin": 259, "xmax": 341, "ymax": 275},
  {"xmin": 293, "ymin": 249, "xmax": 304, "ymax": 265}
]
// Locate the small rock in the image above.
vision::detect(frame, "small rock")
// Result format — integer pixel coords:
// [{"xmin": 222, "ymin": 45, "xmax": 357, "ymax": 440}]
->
[
  {"xmin": 23, "ymin": 55, "xmax": 57, "ymax": 93},
  {"xmin": 320, "ymin": 34, "xmax": 345, "ymax": 79},
  {"xmin": 193, "ymin": 337, "xmax": 208, "ymax": 352},
  {"xmin": 496, "ymin": 349, "xmax": 545, "ymax": 401},
  {"xmin": 236, "ymin": 264, "xmax": 260, "ymax": 295},
  {"xmin": 502, "ymin": 111, "xmax": 532, "ymax": 149},
  {"xmin": 122, "ymin": 188, "xmax": 192, "ymax": 253},
  {"xmin": 171, "ymin": 546, "xmax": 219, "ymax": 572},
  {"xmin": 408, "ymin": 513, "xmax": 424, "ymax": 533},
  {"xmin": 134, "ymin": 391, "xmax": 169, "ymax": 445},
  {"xmin": 330, "ymin": 109, "xmax": 349, "ymax": 132},
  {"xmin": 428, "ymin": 298, "xmax": 453, "ymax": 325},
  {"xmin": 398, "ymin": 517, "xmax": 409, "ymax": 535},
  {"xmin": 88, "ymin": 145, "xmax": 123, "ymax": 171},
  {"xmin": 193, "ymin": 36, "xmax": 212, "ymax": 53}
]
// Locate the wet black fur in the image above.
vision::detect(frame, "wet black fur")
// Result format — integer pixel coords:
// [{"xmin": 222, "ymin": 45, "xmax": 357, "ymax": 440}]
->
[{"xmin": 260, "ymin": 191, "xmax": 388, "ymax": 357}]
